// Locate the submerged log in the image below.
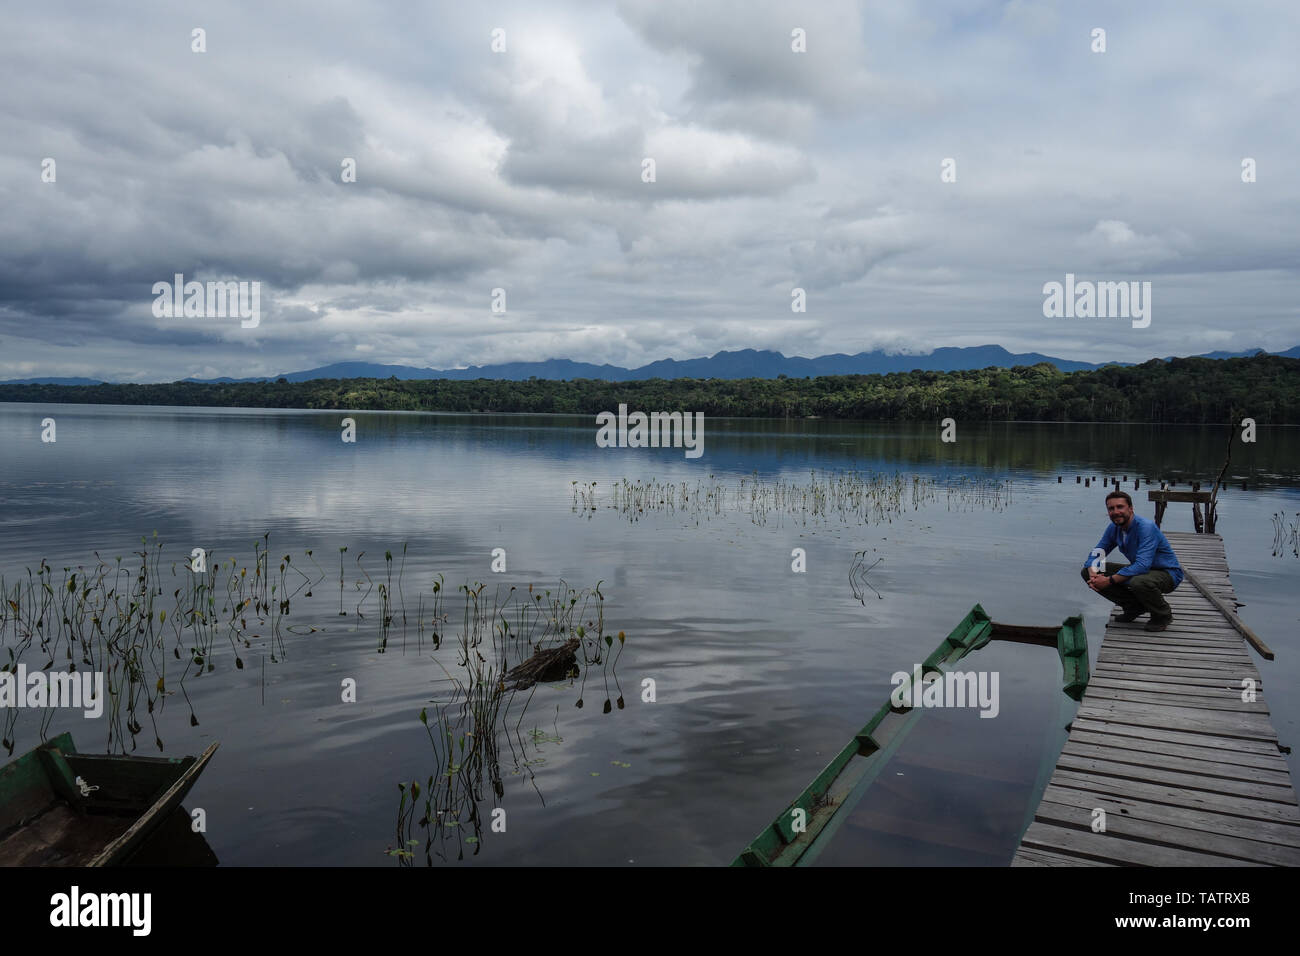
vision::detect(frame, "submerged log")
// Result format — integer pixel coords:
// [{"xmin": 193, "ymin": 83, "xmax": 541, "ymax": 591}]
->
[{"xmin": 503, "ymin": 638, "xmax": 580, "ymax": 690}]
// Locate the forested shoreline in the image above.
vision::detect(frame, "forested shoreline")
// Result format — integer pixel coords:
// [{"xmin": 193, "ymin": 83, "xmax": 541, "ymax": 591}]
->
[{"xmin": 1, "ymin": 355, "xmax": 1296, "ymax": 424}]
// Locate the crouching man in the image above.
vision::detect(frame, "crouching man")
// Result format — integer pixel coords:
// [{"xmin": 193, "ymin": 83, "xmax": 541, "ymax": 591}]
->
[{"xmin": 1081, "ymin": 490, "xmax": 1184, "ymax": 632}]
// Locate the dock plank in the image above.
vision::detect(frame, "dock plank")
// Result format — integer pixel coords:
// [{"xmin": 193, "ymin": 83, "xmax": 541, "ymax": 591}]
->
[
  {"xmin": 1054, "ymin": 754, "xmax": 1297, "ymax": 803},
  {"xmin": 1086, "ymin": 676, "xmax": 1256, "ymax": 698},
  {"xmin": 1091, "ymin": 665, "xmax": 1261, "ymax": 685},
  {"xmin": 1040, "ymin": 784, "xmax": 1300, "ymax": 851},
  {"xmin": 1066, "ymin": 729, "xmax": 1291, "ymax": 773},
  {"xmin": 1068, "ymin": 716, "xmax": 1280, "ymax": 756},
  {"xmin": 1020, "ymin": 821, "xmax": 1264, "ymax": 866},
  {"xmin": 1074, "ymin": 700, "xmax": 1278, "ymax": 740},
  {"xmin": 1060, "ymin": 741, "xmax": 1293, "ymax": 787},
  {"xmin": 1011, "ymin": 846, "xmax": 1116, "ymax": 867},
  {"xmin": 1050, "ymin": 769, "xmax": 1300, "ymax": 824},
  {"xmin": 1032, "ymin": 801, "xmax": 1300, "ymax": 866},
  {"xmin": 1080, "ymin": 686, "xmax": 1268, "ymax": 713}
]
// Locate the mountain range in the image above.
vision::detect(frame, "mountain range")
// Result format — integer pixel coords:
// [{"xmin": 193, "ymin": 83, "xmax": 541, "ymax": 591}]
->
[{"xmin": 4, "ymin": 344, "xmax": 1297, "ymax": 386}]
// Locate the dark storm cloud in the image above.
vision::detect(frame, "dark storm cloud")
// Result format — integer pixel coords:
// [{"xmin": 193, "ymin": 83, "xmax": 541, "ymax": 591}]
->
[{"xmin": 0, "ymin": 0, "xmax": 1297, "ymax": 381}]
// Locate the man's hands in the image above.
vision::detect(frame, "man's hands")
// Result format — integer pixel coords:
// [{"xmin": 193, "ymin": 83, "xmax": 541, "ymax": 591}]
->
[{"xmin": 1087, "ymin": 571, "xmax": 1129, "ymax": 591}]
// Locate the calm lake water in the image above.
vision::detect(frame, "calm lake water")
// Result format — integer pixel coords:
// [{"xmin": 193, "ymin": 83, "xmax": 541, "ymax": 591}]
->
[{"xmin": 1, "ymin": 403, "xmax": 1297, "ymax": 865}]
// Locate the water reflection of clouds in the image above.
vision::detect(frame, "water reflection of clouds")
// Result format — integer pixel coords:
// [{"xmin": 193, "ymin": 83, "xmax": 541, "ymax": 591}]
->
[{"xmin": 2, "ymin": 407, "xmax": 1298, "ymax": 861}]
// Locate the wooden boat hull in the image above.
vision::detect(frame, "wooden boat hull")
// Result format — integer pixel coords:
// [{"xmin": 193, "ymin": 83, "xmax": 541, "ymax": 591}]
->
[
  {"xmin": 0, "ymin": 732, "xmax": 218, "ymax": 866},
  {"xmin": 732, "ymin": 605, "xmax": 1088, "ymax": 866}
]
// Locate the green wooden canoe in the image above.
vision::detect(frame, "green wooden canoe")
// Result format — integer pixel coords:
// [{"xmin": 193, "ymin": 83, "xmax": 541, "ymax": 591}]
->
[
  {"xmin": 732, "ymin": 605, "xmax": 1088, "ymax": 866},
  {"xmin": 0, "ymin": 732, "xmax": 218, "ymax": 866}
]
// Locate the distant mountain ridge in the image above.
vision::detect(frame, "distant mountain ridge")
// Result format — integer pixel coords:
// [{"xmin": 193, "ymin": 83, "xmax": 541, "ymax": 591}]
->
[
  {"xmin": 4, "ymin": 344, "xmax": 1298, "ymax": 386},
  {"xmin": 175, "ymin": 344, "xmax": 1300, "ymax": 383},
  {"xmin": 0, "ymin": 376, "xmax": 106, "ymax": 386}
]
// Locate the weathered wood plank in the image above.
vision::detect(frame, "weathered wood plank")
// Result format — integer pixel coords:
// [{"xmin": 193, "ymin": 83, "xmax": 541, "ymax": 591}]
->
[
  {"xmin": 1108, "ymin": 638, "xmax": 1246, "ymax": 651},
  {"xmin": 1094, "ymin": 650, "xmax": 1249, "ymax": 668},
  {"xmin": 1103, "ymin": 628, "xmax": 1246, "ymax": 643},
  {"xmin": 1094, "ymin": 651, "xmax": 1256, "ymax": 672},
  {"xmin": 1042, "ymin": 784, "xmax": 1300, "ymax": 849},
  {"xmin": 1011, "ymin": 846, "xmax": 1116, "ymax": 867},
  {"xmin": 1055, "ymin": 754, "xmax": 1297, "ymax": 804},
  {"xmin": 1100, "ymin": 633, "xmax": 1247, "ymax": 648},
  {"xmin": 1081, "ymin": 687, "xmax": 1268, "ymax": 713},
  {"xmin": 1081, "ymin": 690, "xmax": 1267, "ymax": 714},
  {"xmin": 1075, "ymin": 700, "xmax": 1278, "ymax": 740},
  {"xmin": 1135, "ymin": 613, "xmax": 1246, "ymax": 625},
  {"xmin": 1112, "ymin": 616, "xmax": 1242, "ymax": 624},
  {"xmin": 1108, "ymin": 619, "xmax": 1243, "ymax": 631},
  {"xmin": 1102, "ymin": 627, "xmax": 1244, "ymax": 639},
  {"xmin": 1050, "ymin": 769, "xmax": 1300, "ymax": 824},
  {"xmin": 1061, "ymin": 741, "xmax": 1293, "ymax": 786},
  {"xmin": 1091, "ymin": 665, "xmax": 1262, "ymax": 686},
  {"xmin": 1119, "ymin": 618, "xmax": 1246, "ymax": 630},
  {"xmin": 1069, "ymin": 717, "xmax": 1280, "ymax": 756},
  {"xmin": 1099, "ymin": 642, "xmax": 1247, "ymax": 659},
  {"xmin": 1066, "ymin": 728, "xmax": 1290, "ymax": 772},
  {"xmin": 1100, "ymin": 638, "xmax": 1247, "ymax": 654},
  {"xmin": 1020, "ymin": 821, "xmax": 1263, "ymax": 866},
  {"xmin": 1033, "ymin": 801, "xmax": 1300, "ymax": 865},
  {"xmin": 1087, "ymin": 676, "xmax": 1260, "ymax": 698},
  {"xmin": 1095, "ymin": 656, "xmax": 1250, "ymax": 672}
]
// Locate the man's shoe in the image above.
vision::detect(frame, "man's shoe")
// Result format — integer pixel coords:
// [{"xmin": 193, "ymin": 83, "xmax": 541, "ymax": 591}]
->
[
  {"xmin": 1145, "ymin": 616, "xmax": 1173, "ymax": 632},
  {"xmin": 1116, "ymin": 609, "xmax": 1145, "ymax": 623}
]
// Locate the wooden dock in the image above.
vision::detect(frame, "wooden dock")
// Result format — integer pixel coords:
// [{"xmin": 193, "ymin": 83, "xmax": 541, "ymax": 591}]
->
[{"xmin": 1013, "ymin": 531, "xmax": 1300, "ymax": 866}]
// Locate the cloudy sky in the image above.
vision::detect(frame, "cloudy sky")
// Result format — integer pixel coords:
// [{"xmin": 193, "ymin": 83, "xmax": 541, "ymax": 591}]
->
[{"xmin": 2, "ymin": 0, "xmax": 1298, "ymax": 382}]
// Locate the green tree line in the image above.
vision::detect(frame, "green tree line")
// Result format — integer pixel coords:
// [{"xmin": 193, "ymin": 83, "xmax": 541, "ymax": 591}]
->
[{"xmin": 1, "ymin": 355, "xmax": 1296, "ymax": 423}]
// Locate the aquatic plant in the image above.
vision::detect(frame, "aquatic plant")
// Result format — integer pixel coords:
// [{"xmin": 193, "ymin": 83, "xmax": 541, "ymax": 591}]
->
[
  {"xmin": 390, "ymin": 579, "xmax": 626, "ymax": 865},
  {"xmin": 849, "ymin": 550, "xmax": 884, "ymax": 604},
  {"xmin": 0, "ymin": 536, "xmax": 622, "ymax": 770},
  {"xmin": 1272, "ymin": 512, "xmax": 1299, "ymax": 557},
  {"xmin": 577, "ymin": 469, "xmax": 1012, "ymax": 527}
]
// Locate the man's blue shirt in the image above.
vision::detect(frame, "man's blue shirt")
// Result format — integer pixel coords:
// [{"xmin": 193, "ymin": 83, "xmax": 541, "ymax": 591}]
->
[{"xmin": 1083, "ymin": 513, "xmax": 1184, "ymax": 586}]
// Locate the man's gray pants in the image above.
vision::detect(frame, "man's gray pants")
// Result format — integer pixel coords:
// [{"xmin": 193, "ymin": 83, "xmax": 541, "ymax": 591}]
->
[{"xmin": 1080, "ymin": 563, "xmax": 1178, "ymax": 620}]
